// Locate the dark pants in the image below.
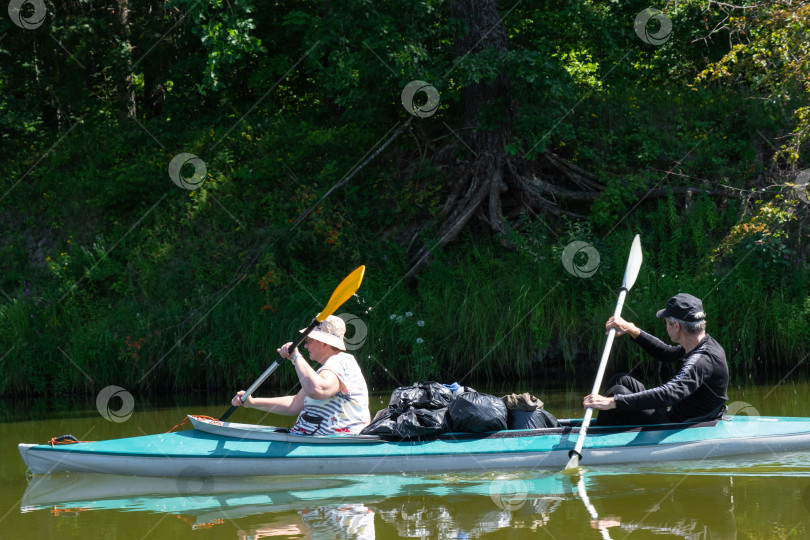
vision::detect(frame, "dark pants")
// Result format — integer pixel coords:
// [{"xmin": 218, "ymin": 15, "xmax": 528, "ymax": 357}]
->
[{"xmin": 595, "ymin": 373, "xmax": 671, "ymax": 426}]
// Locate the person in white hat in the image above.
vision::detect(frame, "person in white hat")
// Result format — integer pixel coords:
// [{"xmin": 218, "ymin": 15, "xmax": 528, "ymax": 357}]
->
[{"xmin": 231, "ymin": 315, "xmax": 370, "ymax": 435}]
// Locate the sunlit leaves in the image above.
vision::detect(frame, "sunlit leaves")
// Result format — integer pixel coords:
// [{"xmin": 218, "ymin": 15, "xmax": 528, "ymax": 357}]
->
[{"xmin": 693, "ymin": 0, "xmax": 810, "ymax": 163}]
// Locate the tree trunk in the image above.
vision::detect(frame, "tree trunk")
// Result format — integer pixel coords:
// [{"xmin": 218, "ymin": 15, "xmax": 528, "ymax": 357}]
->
[
  {"xmin": 405, "ymin": 0, "xmax": 617, "ymax": 278},
  {"xmin": 114, "ymin": 0, "xmax": 136, "ymax": 122},
  {"xmin": 407, "ymin": 0, "xmax": 535, "ymax": 276}
]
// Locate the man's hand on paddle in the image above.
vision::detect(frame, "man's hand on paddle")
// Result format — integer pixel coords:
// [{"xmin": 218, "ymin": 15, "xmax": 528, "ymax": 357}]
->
[
  {"xmin": 579, "ymin": 315, "xmax": 640, "ymax": 412},
  {"xmin": 606, "ymin": 315, "xmax": 641, "ymax": 339},
  {"xmin": 584, "ymin": 393, "xmax": 616, "ymax": 410}
]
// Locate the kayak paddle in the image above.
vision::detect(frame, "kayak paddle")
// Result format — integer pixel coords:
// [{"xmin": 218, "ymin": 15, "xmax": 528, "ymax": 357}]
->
[
  {"xmin": 576, "ymin": 475, "xmax": 613, "ymax": 540},
  {"xmin": 565, "ymin": 235, "xmax": 643, "ymax": 470},
  {"xmin": 219, "ymin": 265, "xmax": 366, "ymax": 422}
]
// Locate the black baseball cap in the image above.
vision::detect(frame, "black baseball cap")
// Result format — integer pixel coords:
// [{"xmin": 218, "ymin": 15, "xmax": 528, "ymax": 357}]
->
[{"xmin": 656, "ymin": 293, "xmax": 706, "ymax": 322}]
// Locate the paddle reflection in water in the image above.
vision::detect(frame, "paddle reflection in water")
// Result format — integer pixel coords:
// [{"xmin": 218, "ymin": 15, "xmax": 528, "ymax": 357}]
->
[
  {"xmin": 576, "ymin": 474, "xmax": 612, "ymax": 540},
  {"xmin": 576, "ymin": 470, "xmax": 738, "ymax": 540}
]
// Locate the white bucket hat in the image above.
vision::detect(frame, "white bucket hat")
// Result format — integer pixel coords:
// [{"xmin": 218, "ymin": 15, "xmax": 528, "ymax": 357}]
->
[{"xmin": 301, "ymin": 315, "xmax": 346, "ymax": 351}]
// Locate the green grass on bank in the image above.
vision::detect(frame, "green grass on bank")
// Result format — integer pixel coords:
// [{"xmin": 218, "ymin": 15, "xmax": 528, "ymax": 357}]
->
[{"xmin": 1, "ymin": 219, "xmax": 807, "ymax": 397}]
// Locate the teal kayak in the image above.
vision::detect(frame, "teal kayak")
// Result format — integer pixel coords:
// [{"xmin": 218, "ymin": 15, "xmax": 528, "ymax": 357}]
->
[{"xmin": 19, "ymin": 414, "xmax": 810, "ymax": 477}]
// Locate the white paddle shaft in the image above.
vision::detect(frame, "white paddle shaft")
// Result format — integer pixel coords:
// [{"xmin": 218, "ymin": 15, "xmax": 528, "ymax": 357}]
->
[{"xmin": 571, "ymin": 288, "xmax": 628, "ymax": 458}]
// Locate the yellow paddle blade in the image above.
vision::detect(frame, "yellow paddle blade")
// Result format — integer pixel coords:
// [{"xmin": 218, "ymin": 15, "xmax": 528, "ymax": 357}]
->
[{"xmin": 317, "ymin": 265, "xmax": 365, "ymax": 322}]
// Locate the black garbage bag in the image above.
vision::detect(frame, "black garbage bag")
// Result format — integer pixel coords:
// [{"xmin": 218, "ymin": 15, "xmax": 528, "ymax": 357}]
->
[
  {"xmin": 361, "ymin": 382, "xmax": 458, "ymax": 438},
  {"xmin": 360, "ymin": 406, "xmax": 447, "ymax": 438},
  {"xmin": 395, "ymin": 407, "xmax": 447, "ymax": 438},
  {"xmin": 446, "ymin": 391, "xmax": 508, "ymax": 433},
  {"xmin": 389, "ymin": 382, "xmax": 453, "ymax": 410},
  {"xmin": 507, "ymin": 409, "xmax": 560, "ymax": 429},
  {"xmin": 360, "ymin": 407, "xmax": 399, "ymax": 436}
]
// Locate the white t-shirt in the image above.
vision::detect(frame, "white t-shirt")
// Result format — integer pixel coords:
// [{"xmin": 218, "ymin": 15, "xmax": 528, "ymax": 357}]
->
[{"xmin": 291, "ymin": 352, "xmax": 370, "ymax": 435}]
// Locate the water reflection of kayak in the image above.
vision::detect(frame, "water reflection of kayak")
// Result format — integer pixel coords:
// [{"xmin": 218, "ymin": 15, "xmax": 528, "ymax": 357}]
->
[
  {"xmin": 21, "ymin": 472, "xmax": 573, "ymax": 513},
  {"xmin": 18, "ymin": 414, "xmax": 810, "ymax": 477},
  {"xmin": 20, "ymin": 471, "xmax": 574, "ymax": 531},
  {"xmin": 25, "ymin": 469, "xmax": 795, "ymax": 539}
]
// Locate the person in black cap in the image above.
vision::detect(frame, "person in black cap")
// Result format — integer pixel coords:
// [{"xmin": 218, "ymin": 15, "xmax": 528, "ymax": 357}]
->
[{"xmin": 582, "ymin": 293, "xmax": 729, "ymax": 425}]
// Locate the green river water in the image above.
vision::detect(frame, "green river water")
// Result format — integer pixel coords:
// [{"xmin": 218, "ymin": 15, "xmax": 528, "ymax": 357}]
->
[{"xmin": 2, "ymin": 381, "xmax": 810, "ymax": 539}]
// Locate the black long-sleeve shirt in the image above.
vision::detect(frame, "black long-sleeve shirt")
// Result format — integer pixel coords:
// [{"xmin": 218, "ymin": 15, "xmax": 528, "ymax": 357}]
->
[{"xmin": 613, "ymin": 331, "xmax": 729, "ymax": 422}]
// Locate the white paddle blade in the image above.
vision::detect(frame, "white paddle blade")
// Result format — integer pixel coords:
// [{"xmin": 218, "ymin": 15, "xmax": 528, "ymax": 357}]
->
[
  {"xmin": 622, "ymin": 234, "xmax": 643, "ymax": 292},
  {"xmin": 564, "ymin": 452, "xmax": 581, "ymax": 471}
]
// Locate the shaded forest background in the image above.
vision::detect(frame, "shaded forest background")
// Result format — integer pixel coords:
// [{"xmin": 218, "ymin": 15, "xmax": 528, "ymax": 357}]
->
[{"xmin": 0, "ymin": 0, "xmax": 808, "ymax": 399}]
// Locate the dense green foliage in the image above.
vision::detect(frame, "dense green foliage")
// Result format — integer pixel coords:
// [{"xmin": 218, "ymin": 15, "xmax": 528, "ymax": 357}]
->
[{"xmin": 0, "ymin": 0, "xmax": 808, "ymax": 397}]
